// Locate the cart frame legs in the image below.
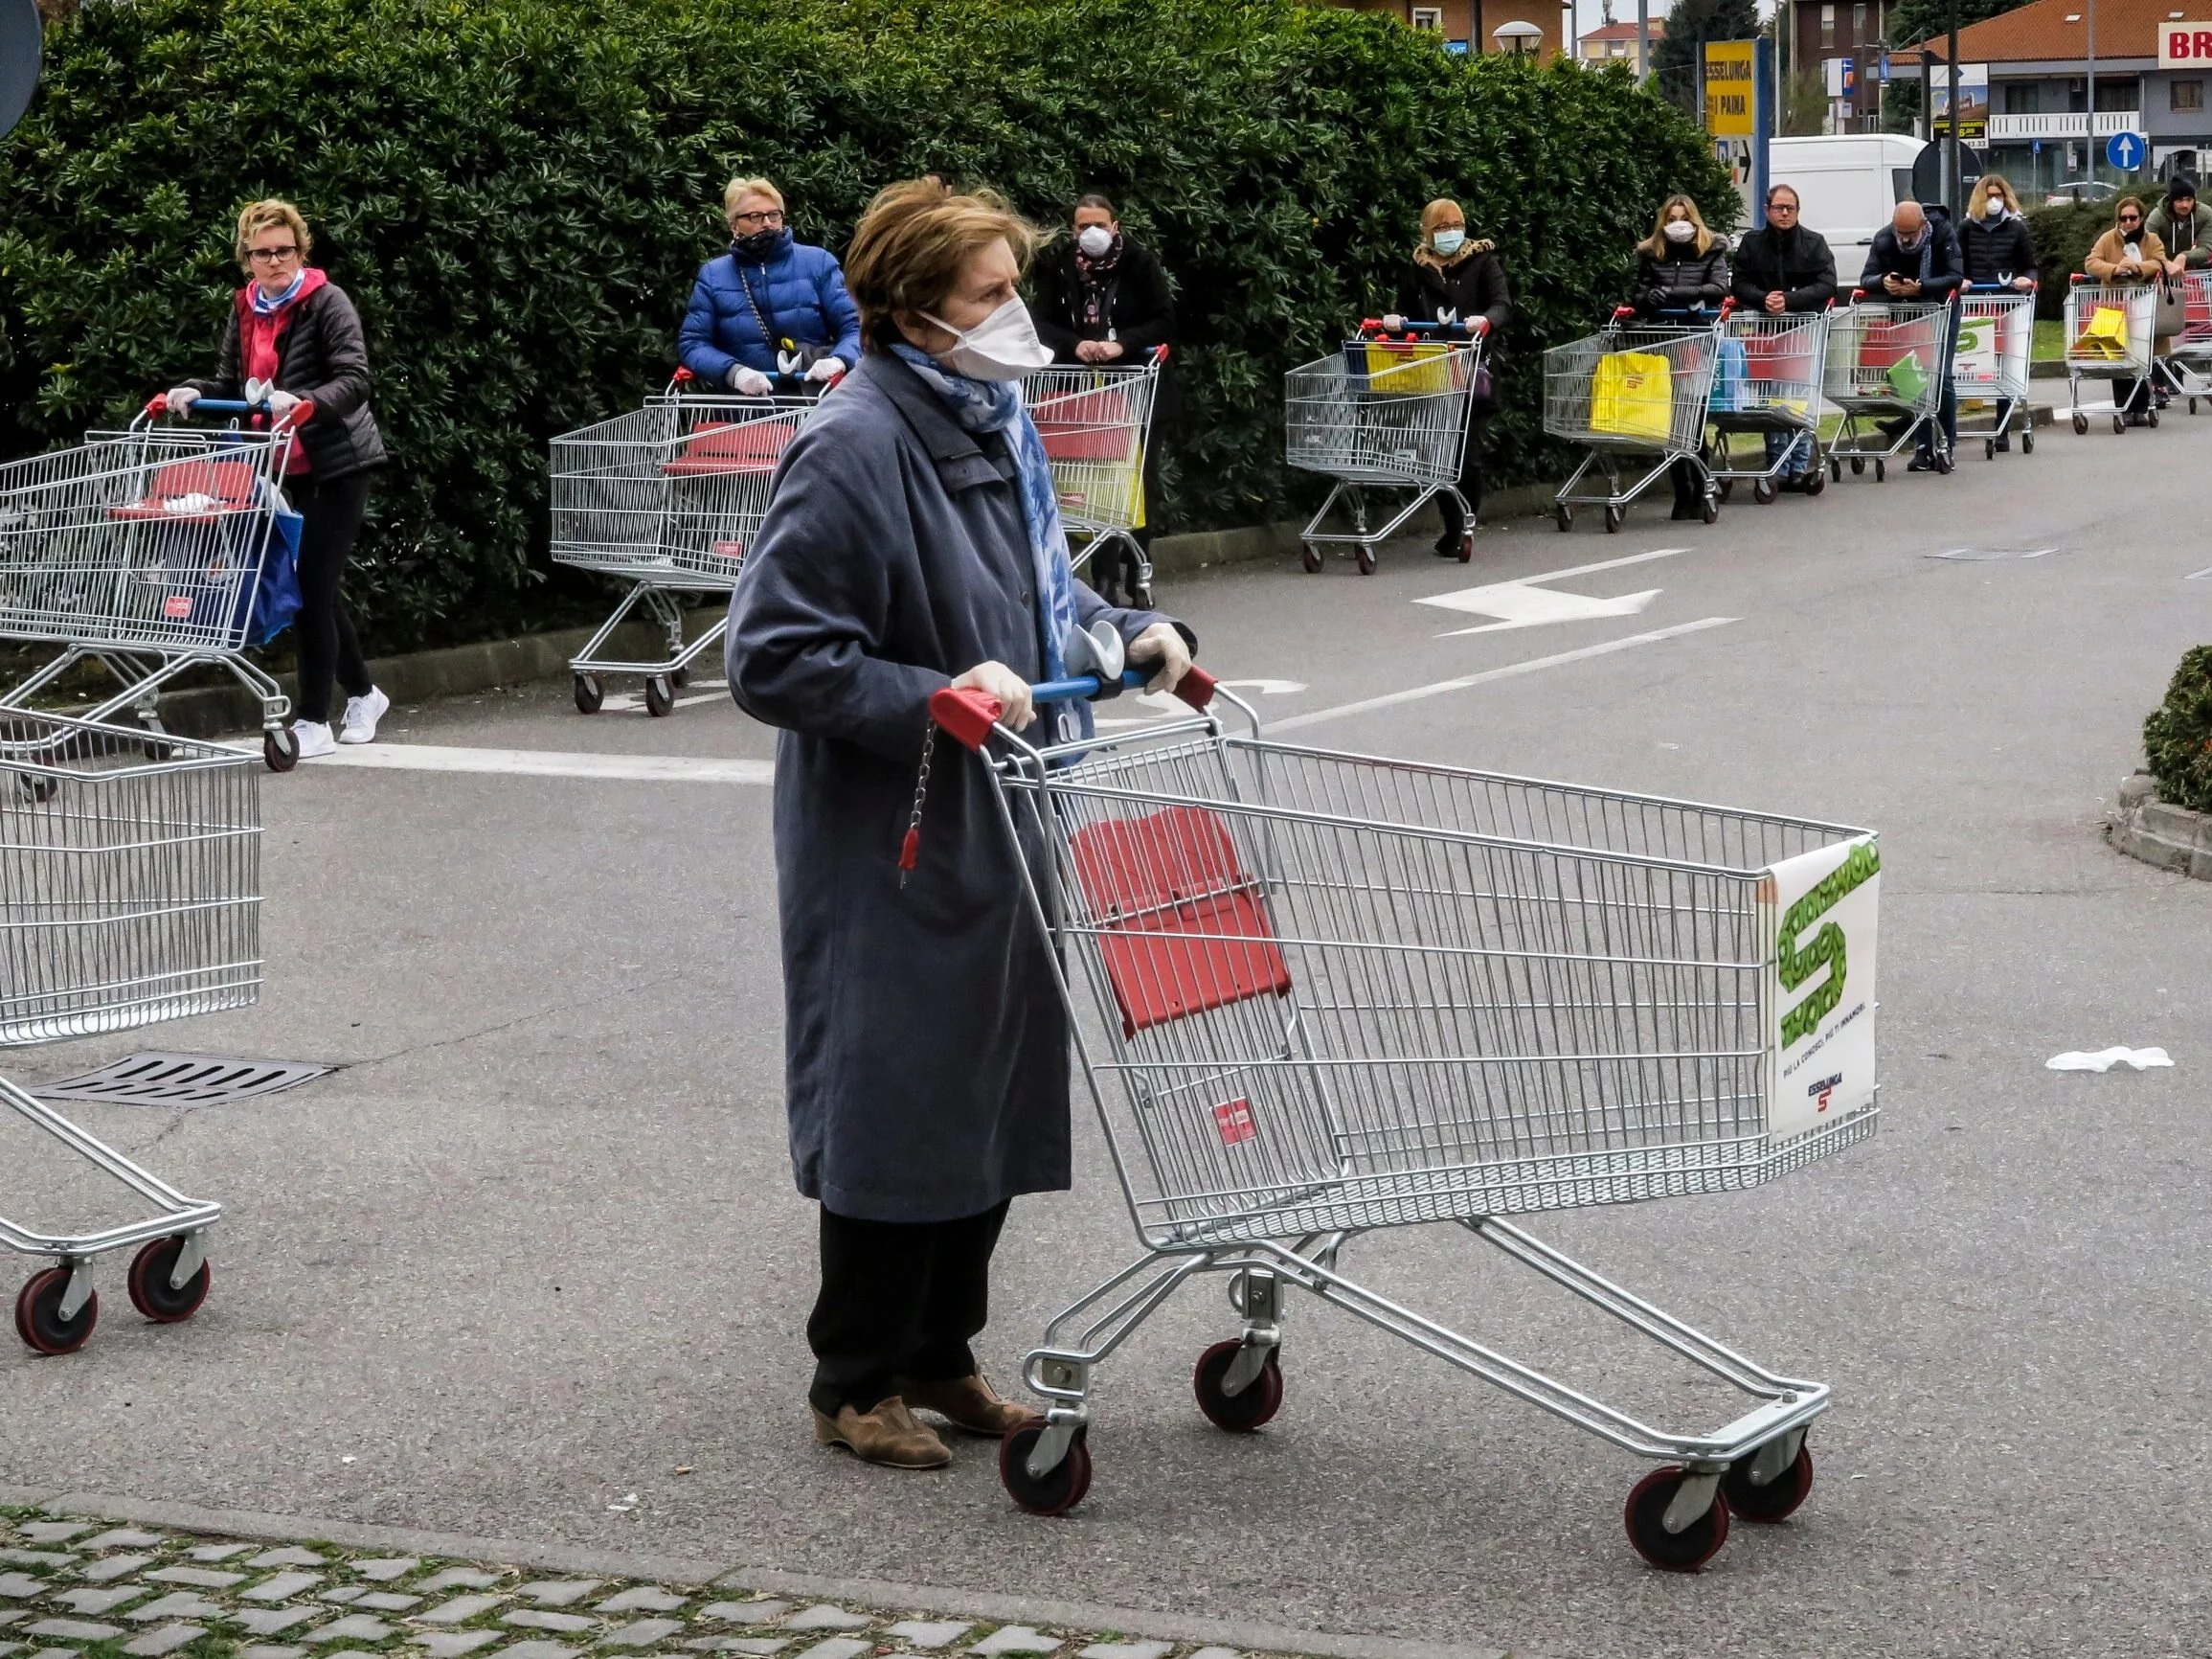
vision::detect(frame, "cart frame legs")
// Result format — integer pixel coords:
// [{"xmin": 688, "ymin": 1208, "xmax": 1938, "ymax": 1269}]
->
[{"xmin": 0, "ymin": 643, "xmax": 290, "ymax": 736}]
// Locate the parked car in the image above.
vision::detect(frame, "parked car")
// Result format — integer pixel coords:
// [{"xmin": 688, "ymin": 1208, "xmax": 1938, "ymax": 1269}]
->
[{"xmin": 2043, "ymin": 181, "xmax": 2120, "ymax": 206}]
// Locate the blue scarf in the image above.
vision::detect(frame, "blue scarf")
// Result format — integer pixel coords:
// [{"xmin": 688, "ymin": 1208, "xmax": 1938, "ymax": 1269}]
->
[
  {"xmin": 249, "ymin": 269, "xmax": 309, "ymax": 316},
  {"xmin": 890, "ymin": 344, "xmax": 1090, "ymax": 746}
]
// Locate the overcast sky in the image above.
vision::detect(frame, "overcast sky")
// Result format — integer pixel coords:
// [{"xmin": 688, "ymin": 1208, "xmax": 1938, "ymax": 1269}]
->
[{"xmin": 1565, "ymin": 0, "xmax": 1781, "ymax": 43}]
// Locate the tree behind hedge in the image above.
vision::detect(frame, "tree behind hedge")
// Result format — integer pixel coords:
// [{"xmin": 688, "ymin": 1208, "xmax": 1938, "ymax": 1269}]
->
[{"xmin": 0, "ymin": 0, "xmax": 1730, "ymax": 649}]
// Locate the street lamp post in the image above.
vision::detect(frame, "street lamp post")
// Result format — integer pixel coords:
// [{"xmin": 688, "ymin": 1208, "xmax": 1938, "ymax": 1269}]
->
[{"xmin": 1947, "ymin": 0, "xmax": 1960, "ymax": 207}]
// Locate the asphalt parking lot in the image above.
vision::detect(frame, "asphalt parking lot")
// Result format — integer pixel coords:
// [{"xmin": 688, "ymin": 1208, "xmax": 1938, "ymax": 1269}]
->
[{"xmin": 4, "ymin": 422, "xmax": 2209, "ymax": 1659}]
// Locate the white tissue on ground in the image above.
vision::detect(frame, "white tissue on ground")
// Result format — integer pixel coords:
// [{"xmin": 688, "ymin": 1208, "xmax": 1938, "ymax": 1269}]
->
[{"xmin": 2044, "ymin": 1047, "xmax": 2174, "ymax": 1072}]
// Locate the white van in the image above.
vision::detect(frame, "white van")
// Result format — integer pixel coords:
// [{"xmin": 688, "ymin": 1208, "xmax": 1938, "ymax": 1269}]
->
[{"xmin": 1766, "ymin": 134, "xmax": 1928, "ymax": 277}]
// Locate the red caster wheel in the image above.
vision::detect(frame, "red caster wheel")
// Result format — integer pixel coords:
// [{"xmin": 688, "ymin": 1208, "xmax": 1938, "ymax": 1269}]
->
[
  {"xmin": 1722, "ymin": 1443, "xmax": 1814, "ymax": 1523},
  {"xmin": 1192, "ymin": 1339, "xmax": 1283, "ymax": 1432},
  {"xmin": 127, "ymin": 1236, "xmax": 212, "ymax": 1324},
  {"xmin": 1300, "ymin": 544, "xmax": 1323, "ymax": 572},
  {"xmin": 15, "ymin": 1265, "xmax": 97, "ymax": 1355},
  {"xmin": 262, "ymin": 728, "xmax": 300, "ymax": 773},
  {"xmin": 999, "ymin": 1422, "xmax": 1091, "ymax": 1515},
  {"xmin": 1623, "ymin": 1466, "xmax": 1730, "ymax": 1572},
  {"xmin": 1456, "ymin": 532, "xmax": 1473, "ymax": 564}
]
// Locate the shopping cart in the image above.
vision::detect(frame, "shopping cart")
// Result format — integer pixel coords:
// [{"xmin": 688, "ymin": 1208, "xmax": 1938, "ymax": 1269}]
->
[
  {"xmin": 0, "ymin": 398, "xmax": 307, "ymax": 772},
  {"xmin": 2063, "ymin": 278, "xmax": 2160, "ymax": 434},
  {"xmin": 1954, "ymin": 285, "xmax": 2037, "ymax": 458},
  {"xmin": 551, "ymin": 371, "xmax": 814, "ymax": 716},
  {"xmin": 1704, "ymin": 304, "xmax": 1832, "ymax": 502},
  {"xmin": 927, "ymin": 667, "xmax": 1881, "ymax": 1570},
  {"xmin": 1546, "ymin": 308, "xmax": 1724, "ymax": 532},
  {"xmin": 1, "ymin": 711, "xmax": 260, "ymax": 1355},
  {"xmin": 2157, "ymin": 270, "xmax": 2212, "ymax": 409},
  {"xmin": 1026, "ymin": 347, "xmax": 1165, "ymax": 608},
  {"xmin": 1284, "ymin": 320, "xmax": 1483, "ymax": 573},
  {"xmin": 1822, "ymin": 293, "xmax": 1954, "ymax": 480}
]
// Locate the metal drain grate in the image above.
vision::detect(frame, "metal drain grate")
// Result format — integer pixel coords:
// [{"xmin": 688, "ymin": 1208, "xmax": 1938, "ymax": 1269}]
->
[{"xmin": 34, "ymin": 1053, "xmax": 334, "ymax": 1108}]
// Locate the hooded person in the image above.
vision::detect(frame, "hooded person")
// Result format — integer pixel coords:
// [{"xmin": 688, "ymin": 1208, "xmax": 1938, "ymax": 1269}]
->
[
  {"xmin": 1959, "ymin": 174, "xmax": 2038, "ymax": 449},
  {"xmin": 1862, "ymin": 200, "xmax": 1963, "ymax": 468},
  {"xmin": 1730, "ymin": 182, "xmax": 1837, "ymax": 484},
  {"xmin": 1631, "ymin": 195, "xmax": 1728, "ymax": 518},
  {"xmin": 2147, "ymin": 174, "xmax": 2212, "ymax": 274},
  {"xmin": 1395, "ymin": 197, "xmax": 1509, "ymax": 556}
]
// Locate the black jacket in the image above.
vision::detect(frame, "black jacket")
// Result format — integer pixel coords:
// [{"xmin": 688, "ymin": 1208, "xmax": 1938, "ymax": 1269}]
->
[
  {"xmin": 1729, "ymin": 223, "xmax": 1838, "ymax": 311},
  {"xmin": 1860, "ymin": 209, "xmax": 1964, "ymax": 300},
  {"xmin": 1028, "ymin": 237, "xmax": 1178, "ymax": 423},
  {"xmin": 1633, "ymin": 239, "xmax": 1729, "ymax": 313},
  {"xmin": 1958, "ymin": 213, "xmax": 2038, "ymax": 286},
  {"xmin": 1406, "ymin": 244, "xmax": 1512, "ymax": 334},
  {"xmin": 186, "ymin": 281, "xmax": 386, "ymax": 480}
]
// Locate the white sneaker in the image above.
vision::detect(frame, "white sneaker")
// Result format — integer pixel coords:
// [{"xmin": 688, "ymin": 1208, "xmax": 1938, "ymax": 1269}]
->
[
  {"xmin": 291, "ymin": 719, "xmax": 337, "ymax": 760},
  {"xmin": 339, "ymin": 686, "xmax": 391, "ymax": 745}
]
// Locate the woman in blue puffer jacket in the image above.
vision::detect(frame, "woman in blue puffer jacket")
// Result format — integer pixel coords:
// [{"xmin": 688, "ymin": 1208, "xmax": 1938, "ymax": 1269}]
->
[{"xmin": 680, "ymin": 177, "xmax": 863, "ymax": 396}]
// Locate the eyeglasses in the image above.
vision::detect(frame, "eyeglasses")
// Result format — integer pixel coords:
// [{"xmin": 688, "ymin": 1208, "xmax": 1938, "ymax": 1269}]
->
[
  {"xmin": 247, "ymin": 246, "xmax": 299, "ymax": 262},
  {"xmin": 2119, "ymin": 214, "xmax": 2143, "ymax": 224},
  {"xmin": 1769, "ymin": 202, "xmax": 1798, "ymax": 214},
  {"xmin": 731, "ymin": 210, "xmax": 785, "ymax": 229}
]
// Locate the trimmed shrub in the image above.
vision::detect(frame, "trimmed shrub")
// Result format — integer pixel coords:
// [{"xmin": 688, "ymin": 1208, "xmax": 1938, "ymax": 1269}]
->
[
  {"xmin": 1, "ymin": 0, "xmax": 1732, "ymax": 649},
  {"xmin": 2024, "ymin": 201, "xmax": 2115, "ymax": 320},
  {"xmin": 2144, "ymin": 646, "xmax": 2212, "ymax": 813}
]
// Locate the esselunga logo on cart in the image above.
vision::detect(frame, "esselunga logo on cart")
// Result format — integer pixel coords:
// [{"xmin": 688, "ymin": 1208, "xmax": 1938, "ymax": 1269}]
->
[
  {"xmin": 1778, "ymin": 840, "xmax": 1881, "ymax": 1049},
  {"xmin": 1807, "ymin": 1072, "xmax": 1844, "ymax": 1113}
]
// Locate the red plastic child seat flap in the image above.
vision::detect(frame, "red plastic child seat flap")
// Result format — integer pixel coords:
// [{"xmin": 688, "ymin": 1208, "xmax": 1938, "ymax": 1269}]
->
[
  {"xmin": 109, "ymin": 458, "xmax": 260, "ymax": 522},
  {"xmin": 1069, "ymin": 806, "xmax": 1292, "ymax": 1037},
  {"xmin": 662, "ymin": 420, "xmax": 793, "ymax": 476},
  {"xmin": 1033, "ymin": 389, "xmax": 1137, "ymax": 463}
]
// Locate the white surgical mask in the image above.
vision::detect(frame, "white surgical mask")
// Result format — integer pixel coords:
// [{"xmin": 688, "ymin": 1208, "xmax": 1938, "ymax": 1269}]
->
[
  {"xmin": 924, "ymin": 297, "xmax": 1053, "ymax": 380},
  {"xmin": 1433, "ymin": 227, "xmax": 1466, "ymax": 256},
  {"xmin": 1076, "ymin": 224, "xmax": 1115, "ymax": 258},
  {"xmin": 1663, "ymin": 218, "xmax": 1696, "ymax": 243},
  {"xmin": 1983, "ymin": 196, "xmax": 2005, "ymax": 219}
]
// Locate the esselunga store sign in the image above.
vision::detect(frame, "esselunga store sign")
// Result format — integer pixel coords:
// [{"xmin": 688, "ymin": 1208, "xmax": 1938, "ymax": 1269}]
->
[{"xmin": 2161, "ymin": 23, "xmax": 2212, "ymax": 65}]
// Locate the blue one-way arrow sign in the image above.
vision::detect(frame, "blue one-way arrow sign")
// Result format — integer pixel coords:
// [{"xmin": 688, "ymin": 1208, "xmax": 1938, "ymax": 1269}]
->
[{"xmin": 2108, "ymin": 131, "xmax": 2147, "ymax": 170}]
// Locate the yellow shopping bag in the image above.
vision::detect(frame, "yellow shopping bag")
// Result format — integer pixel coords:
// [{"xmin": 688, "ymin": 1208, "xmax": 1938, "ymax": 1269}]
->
[
  {"xmin": 1590, "ymin": 351, "xmax": 1674, "ymax": 441},
  {"xmin": 2075, "ymin": 304, "xmax": 2130, "ymax": 359}
]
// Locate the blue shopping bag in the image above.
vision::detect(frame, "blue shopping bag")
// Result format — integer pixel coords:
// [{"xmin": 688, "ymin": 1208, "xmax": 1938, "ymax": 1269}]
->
[
  {"xmin": 1709, "ymin": 334, "xmax": 1749, "ymax": 413},
  {"xmin": 244, "ymin": 499, "xmax": 304, "ymax": 645}
]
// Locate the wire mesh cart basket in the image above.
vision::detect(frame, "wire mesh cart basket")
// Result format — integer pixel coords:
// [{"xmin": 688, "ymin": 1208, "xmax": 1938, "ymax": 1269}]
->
[
  {"xmin": 925, "ymin": 669, "xmax": 1882, "ymax": 1571},
  {"xmin": 1704, "ymin": 306, "xmax": 1832, "ymax": 503},
  {"xmin": 2063, "ymin": 279, "xmax": 2160, "ymax": 434},
  {"xmin": 1284, "ymin": 321, "xmax": 1483, "ymax": 574},
  {"xmin": 1025, "ymin": 349, "xmax": 1166, "ymax": 608},
  {"xmin": 1, "ymin": 712, "xmax": 260, "ymax": 1355},
  {"xmin": 1954, "ymin": 286, "xmax": 2036, "ymax": 457},
  {"xmin": 0, "ymin": 398, "xmax": 307, "ymax": 773},
  {"xmin": 1822, "ymin": 294, "xmax": 1954, "ymax": 480},
  {"xmin": 2157, "ymin": 270, "xmax": 2212, "ymax": 408},
  {"xmin": 550, "ymin": 373, "xmax": 814, "ymax": 716},
  {"xmin": 1545, "ymin": 311, "xmax": 1724, "ymax": 533}
]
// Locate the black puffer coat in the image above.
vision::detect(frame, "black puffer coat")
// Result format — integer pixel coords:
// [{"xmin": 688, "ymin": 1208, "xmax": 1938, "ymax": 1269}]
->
[
  {"xmin": 1404, "ymin": 243, "xmax": 1510, "ymax": 398},
  {"xmin": 1634, "ymin": 238, "xmax": 1729, "ymax": 314},
  {"xmin": 1959, "ymin": 212, "xmax": 2038, "ymax": 286},
  {"xmin": 186, "ymin": 282, "xmax": 386, "ymax": 479}
]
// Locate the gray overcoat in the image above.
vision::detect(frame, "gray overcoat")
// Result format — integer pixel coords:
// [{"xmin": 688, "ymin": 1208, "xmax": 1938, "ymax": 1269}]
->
[{"xmin": 726, "ymin": 352, "xmax": 1188, "ymax": 1224}]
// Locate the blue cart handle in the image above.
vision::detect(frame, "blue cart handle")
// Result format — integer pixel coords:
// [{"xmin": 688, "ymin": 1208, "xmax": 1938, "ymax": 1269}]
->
[
  {"xmin": 147, "ymin": 393, "xmax": 314, "ymax": 426},
  {"xmin": 930, "ymin": 665, "xmax": 1218, "ymax": 751}
]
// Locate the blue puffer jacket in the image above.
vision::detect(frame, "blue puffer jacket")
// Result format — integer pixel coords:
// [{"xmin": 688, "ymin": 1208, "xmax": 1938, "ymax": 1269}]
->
[{"xmin": 679, "ymin": 231, "xmax": 863, "ymax": 383}]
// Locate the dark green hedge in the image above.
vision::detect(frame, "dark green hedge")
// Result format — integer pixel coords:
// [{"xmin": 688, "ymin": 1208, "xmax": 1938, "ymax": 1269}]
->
[
  {"xmin": 2024, "ymin": 202, "xmax": 2118, "ymax": 320},
  {"xmin": 2145, "ymin": 646, "xmax": 2212, "ymax": 813},
  {"xmin": 0, "ymin": 0, "xmax": 1731, "ymax": 649}
]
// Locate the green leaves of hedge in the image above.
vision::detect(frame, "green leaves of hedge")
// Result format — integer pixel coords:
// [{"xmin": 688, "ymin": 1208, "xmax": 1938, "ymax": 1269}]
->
[
  {"xmin": 2145, "ymin": 645, "xmax": 2212, "ymax": 813},
  {"xmin": 2, "ymin": 0, "xmax": 1729, "ymax": 648}
]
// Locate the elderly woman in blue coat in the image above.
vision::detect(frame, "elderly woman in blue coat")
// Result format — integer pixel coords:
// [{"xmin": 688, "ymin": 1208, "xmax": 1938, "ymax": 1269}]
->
[
  {"xmin": 727, "ymin": 178, "xmax": 1196, "ymax": 1470},
  {"xmin": 680, "ymin": 177, "xmax": 862, "ymax": 395}
]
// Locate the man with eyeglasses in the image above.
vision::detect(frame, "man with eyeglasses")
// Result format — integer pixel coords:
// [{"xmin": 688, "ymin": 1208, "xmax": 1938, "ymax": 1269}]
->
[
  {"xmin": 680, "ymin": 177, "xmax": 861, "ymax": 398},
  {"xmin": 1861, "ymin": 200, "xmax": 1964, "ymax": 471},
  {"xmin": 1729, "ymin": 184, "xmax": 1837, "ymax": 489}
]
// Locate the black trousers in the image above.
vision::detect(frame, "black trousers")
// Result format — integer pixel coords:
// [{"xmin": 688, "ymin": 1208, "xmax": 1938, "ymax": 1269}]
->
[
  {"xmin": 291, "ymin": 471, "xmax": 375, "ymax": 724},
  {"xmin": 1435, "ymin": 412, "xmax": 1488, "ymax": 542},
  {"xmin": 807, "ymin": 1200, "xmax": 1010, "ymax": 1416}
]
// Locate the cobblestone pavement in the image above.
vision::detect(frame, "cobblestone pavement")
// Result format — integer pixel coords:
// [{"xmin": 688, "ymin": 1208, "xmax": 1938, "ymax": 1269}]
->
[{"xmin": 0, "ymin": 1513, "xmax": 1336, "ymax": 1659}]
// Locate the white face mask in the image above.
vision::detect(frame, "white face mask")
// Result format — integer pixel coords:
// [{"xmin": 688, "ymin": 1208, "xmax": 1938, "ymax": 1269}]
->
[
  {"xmin": 924, "ymin": 297, "xmax": 1053, "ymax": 380},
  {"xmin": 1432, "ymin": 227, "xmax": 1466, "ymax": 256},
  {"xmin": 1983, "ymin": 196, "xmax": 2005, "ymax": 219},
  {"xmin": 1663, "ymin": 218, "xmax": 1696, "ymax": 243},
  {"xmin": 1076, "ymin": 224, "xmax": 1115, "ymax": 258}
]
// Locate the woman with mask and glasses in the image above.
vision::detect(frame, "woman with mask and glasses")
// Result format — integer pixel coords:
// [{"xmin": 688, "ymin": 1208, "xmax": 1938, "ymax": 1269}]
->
[
  {"xmin": 1397, "ymin": 197, "xmax": 1509, "ymax": 557},
  {"xmin": 1027, "ymin": 193, "xmax": 1178, "ymax": 604},
  {"xmin": 2084, "ymin": 196, "xmax": 2169, "ymax": 425},
  {"xmin": 679, "ymin": 177, "xmax": 862, "ymax": 397},
  {"xmin": 726, "ymin": 177, "xmax": 1198, "ymax": 1473}
]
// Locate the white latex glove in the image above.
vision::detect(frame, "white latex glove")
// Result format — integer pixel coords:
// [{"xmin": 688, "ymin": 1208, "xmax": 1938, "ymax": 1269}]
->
[
  {"xmin": 1382, "ymin": 313, "xmax": 1405, "ymax": 332},
  {"xmin": 1436, "ymin": 307, "xmax": 1459, "ymax": 327},
  {"xmin": 264, "ymin": 389, "xmax": 302, "ymax": 421},
  {"xmin": 805, "ymin": 356, "xmax": 845, "ymax": 385},
  {"xmin": 949, "ymin": 660, "xmax": 1034, "ymax": 731},
  {"xmin": 243, "ymin": 376, "xmax": 268, "ymax": 405},
  {"xmin": 1127, "ymin": 622, "xmax": 1191, "ymax": 695},
  {"xmin": 730, "ymin": 366, "xmax": 773, "ymax": 397},
  {"xmin": 164, "ymin": 386, "xmax": 201, "ymax": 417}
]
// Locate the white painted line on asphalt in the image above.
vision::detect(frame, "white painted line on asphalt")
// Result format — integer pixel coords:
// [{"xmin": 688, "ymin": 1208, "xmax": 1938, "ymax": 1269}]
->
[
  {"xmin": 305, "ymin": 743, "xmax": 774, "ymax": 784},
  {"xmin": 1265, "ymin": 618, "xmax": 1738, "ymax": 735},
  {"xmin": 2188, "ymin": 564, "xmax": 2212, "ymax": 580}
]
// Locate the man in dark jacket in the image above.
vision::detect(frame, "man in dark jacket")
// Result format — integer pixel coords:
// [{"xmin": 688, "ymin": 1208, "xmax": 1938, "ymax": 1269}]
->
[
  {"xmin": 1729, "ymin": 184, "xmax": 1837, "ymax": 485},
  {"xmin": 1028, "ymin": 193, "xmax": 1176, "ymax": 604},
  {"xmin": 1862, "ymin": 201, "xmax": 1963, "ymax": 469}
]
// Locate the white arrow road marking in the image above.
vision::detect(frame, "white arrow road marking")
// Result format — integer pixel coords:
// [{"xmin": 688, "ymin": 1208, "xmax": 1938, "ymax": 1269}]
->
[
  {"xmin": 1094, "ymin": 678, "xmax": 1312, "ymax": 729},
  {"xmin": 1417, "ymin": 547, "xmax": 1689, "ymax": 636},
  {"xmin": 1268, "ymin": 618, "xmax": 1737, "ymax": 734},
  {"xmin": 304, "ymin": 744, "xmax": 774, "ymax": 784},
  {"xmin": 2187, "ymin": 564, "xmax": 2212, "ymax": 580}
]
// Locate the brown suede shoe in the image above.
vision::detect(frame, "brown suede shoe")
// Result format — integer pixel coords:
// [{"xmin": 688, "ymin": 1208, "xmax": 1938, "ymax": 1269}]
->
[
  {"xmin": 812, "ymin": 1397, "xmax": 951, "ymax": 1468},
  {"xmin": 897, "ymin": 1373, "xmax": 1043, "ymax": 1438}
]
